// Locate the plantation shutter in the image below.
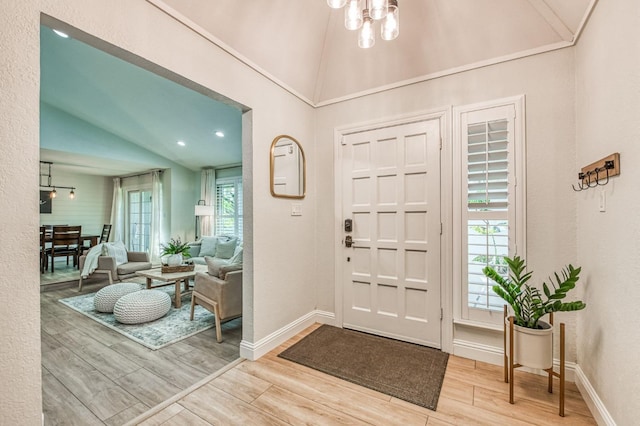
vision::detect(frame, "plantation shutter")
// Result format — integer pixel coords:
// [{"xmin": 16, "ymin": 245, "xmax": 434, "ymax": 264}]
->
[
  {"xmin": 467, "ymin": 119, "xmax": 509, "ymax": 211},
  {"xmin": 464, "ymin": 106, "xmax": 515, "ymax": 313},
  {"xmin": 215, "ymin": 177, "xmax": 243, "ymax": 237},
  {"xmin": 236, "ymin": 182, "xmax": 243, "ymax": 237}
]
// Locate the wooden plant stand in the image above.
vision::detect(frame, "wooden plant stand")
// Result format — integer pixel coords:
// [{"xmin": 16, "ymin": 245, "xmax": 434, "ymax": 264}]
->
[{"xmin": 503, "ymin": 306, "xmax": 566, "ymax": 416}]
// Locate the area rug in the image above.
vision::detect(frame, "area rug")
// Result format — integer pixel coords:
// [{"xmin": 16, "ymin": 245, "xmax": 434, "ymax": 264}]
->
[
  {"xmin": 278, "ymin": 325, "xmax": 449, "ymax": 410},
  {"xmin": 59, "ymin": 287, "xmax": 214, "ymax": 350}
]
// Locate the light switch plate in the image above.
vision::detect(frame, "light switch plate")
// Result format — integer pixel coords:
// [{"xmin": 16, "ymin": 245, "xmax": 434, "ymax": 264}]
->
[
  {"xmin": 291, "ymin": 203, "xmax": 302, "ymax": 216},
  {"xmin": 599, "ymin": 191, "xmax": 606, "ymax": 212}
]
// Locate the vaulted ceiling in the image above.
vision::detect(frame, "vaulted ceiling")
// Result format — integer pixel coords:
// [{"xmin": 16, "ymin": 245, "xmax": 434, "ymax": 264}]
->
[
  {"xmin": 158, "ymin": 0, "xmax": 595, "ymax": 105},
  {"xmin": 40, "ymin": 1, "xmax": 596, "ymax": 175}
]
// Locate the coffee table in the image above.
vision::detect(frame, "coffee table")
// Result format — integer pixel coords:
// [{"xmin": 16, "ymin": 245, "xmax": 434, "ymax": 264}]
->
[{"xmin": 135, "ymin": 265, "xmax": 207, "ymax": 308}]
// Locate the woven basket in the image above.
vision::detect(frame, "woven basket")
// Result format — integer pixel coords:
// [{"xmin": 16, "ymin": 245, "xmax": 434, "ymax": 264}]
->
[{"xmin": 161, "ymin": 264, "xmax": 195, "ymax": 273}]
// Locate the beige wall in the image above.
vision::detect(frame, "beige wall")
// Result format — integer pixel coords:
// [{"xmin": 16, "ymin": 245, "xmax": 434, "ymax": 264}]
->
[
  {"xmin": 316, "ymin": 48, "xmax": 578, "ymax": 361},
  {"xmin": 1, "ymin": 1, "xmax": 42, "ymax": 423},
  {"xmin": 1, "ymin": 0, "xmax": 316, "ymax": 422},
  {"xmin": 575, "ymin": 0, "xmax": 640, "ymax": 424}
]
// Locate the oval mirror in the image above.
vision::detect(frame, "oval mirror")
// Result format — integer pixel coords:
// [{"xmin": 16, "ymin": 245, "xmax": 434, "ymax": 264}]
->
[{"xmin": 270, "ymin": 135, "xmax": 306, "ymax": 199}]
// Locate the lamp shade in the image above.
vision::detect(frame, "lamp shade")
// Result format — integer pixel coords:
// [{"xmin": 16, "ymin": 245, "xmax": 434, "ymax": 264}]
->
[{"xmin": 194, "ymin": 205, "xmax": 215, "ymax": 216}]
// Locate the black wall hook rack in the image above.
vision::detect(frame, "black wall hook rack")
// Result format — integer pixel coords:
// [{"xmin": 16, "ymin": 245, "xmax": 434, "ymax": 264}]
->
[{"xmin": 572, "ymin": 153, "xmax": 620, "ymax": 191}]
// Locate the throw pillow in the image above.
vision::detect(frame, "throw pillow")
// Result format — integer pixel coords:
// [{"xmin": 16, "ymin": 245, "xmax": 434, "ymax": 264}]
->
[
  {"xmin": 199, "ymin": 236, "xmax": 218, "ymax": 257},
  {"xmin": 228, "ymin": 247, "xmax": 243, "ymax": 265},
  {"xmin": 219, "ymin": 263, "xmax": 242, "ymax": 280},
  {"xmin": 205, "ymin": 256, "xmax": 228, "ymax": 278},
  {"xmin": 105, "ymin": 241, "xmax": 128, "ymax": 266},
  {"xmin": 215, "ymin": 237, "xmax": 237, "ymax": 259}
]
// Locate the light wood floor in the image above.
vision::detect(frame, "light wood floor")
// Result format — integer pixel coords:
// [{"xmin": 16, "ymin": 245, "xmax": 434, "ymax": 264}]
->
[
  {"xmin": 136, "ymin": 324, "xmax": 596, "ymax": 426},
  {"xmin": 40, "ymin": 271, "xmax": 242, "ymax": 426},
  {"xmin": 42, "ymin": 265, "xmax": 595, "ymax": 426}
]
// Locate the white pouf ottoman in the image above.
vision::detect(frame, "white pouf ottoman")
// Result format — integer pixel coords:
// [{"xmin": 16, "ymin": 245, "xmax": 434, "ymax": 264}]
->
[
  {"xmin": 94, "ymin": 282, "xmax": 143, "ymax": 313},
  {"xmin": 113, "ymin": 290, "xmax": 172, "ymax": 324}
]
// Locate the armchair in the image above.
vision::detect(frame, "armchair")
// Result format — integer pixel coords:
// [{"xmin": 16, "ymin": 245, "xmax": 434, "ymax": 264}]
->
[
  {"xmin": 190, "ymin": 269, "xmax": 242, "ymax": 342},
  {"xmin": 78, "ymin": 250, "xmax": 151, "ymax": 291}
]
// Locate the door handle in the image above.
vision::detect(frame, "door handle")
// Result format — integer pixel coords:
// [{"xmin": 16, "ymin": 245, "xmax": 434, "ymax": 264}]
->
[{"xmin": 345, "ymin": 235, "xmax": 353, "ymax": 248}]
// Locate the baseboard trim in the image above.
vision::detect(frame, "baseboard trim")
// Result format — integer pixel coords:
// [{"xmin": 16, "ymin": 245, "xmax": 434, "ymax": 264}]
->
[
  {"xmin": 453, "ymin": 338, "xmax": 504, "ymax": 365},
  {"xmin": 239, "ymin": 310, "xmax": 336, "ymax": 360},
  {"xmin": 453, "ymin": 338, "xmax": 577, "ymax": 382},
  {"xmin": 574, "ymin": 365, "xmax": 616, "ymax": 426}
]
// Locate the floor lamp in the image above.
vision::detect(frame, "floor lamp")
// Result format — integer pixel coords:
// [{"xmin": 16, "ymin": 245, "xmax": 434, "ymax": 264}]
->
[{"xmin": 194, "ymin": 201, "xmax": 215, "ymax": 240}]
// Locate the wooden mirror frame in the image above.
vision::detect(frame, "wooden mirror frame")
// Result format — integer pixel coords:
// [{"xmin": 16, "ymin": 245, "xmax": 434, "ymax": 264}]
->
[{"xmin": 270, "ymin": 135, "xmax": 306, "ymax": 199}]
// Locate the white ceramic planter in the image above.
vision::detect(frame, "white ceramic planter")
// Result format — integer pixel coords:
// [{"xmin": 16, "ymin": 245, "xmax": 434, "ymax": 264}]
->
[
  {"xmin": 506, "ymin": 318, "xmax": 553, "ymax": 370},
  {"xmin": 166, "ymin": 254, "xmax": 183, "ymax": 266}
]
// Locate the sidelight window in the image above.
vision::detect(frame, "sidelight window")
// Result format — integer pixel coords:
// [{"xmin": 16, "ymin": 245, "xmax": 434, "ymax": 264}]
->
[{"xmin": 454, "ymin": 97, "xmax": 526, "ymax": 324}]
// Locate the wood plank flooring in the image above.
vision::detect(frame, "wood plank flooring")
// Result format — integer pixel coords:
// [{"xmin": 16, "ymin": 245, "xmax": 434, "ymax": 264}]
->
[
  {"xmin": 42, "ymin": 264, "xmax": 595, "ymax": 425},
  {"xmin": 136, "ymin": 324, "xmax": 596, "ymax": 426},
  {"xmin": 40, "ymin": 271, "xmax": 242, "ymax": 426}
]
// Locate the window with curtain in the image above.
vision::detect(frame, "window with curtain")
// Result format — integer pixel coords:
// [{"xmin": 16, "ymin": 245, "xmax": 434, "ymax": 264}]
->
[
  {"xmin": 127, "ymin": 188, "xmax": 152, "ymax": 252},
  {"xmin": 215, "ymin": 177, "xmax": 243, "ymax": 237},
  {"xmin": 454, "ymin": 97, "xmax": 525, "ymax": 324}
]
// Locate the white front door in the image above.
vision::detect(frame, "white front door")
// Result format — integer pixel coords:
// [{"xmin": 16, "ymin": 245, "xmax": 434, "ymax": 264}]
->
[{"xmin": 341, "ymin": 119, "xmax": 442, "ymax": 347}]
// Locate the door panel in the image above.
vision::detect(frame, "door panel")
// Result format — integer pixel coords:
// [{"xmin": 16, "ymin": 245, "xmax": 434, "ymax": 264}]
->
[{"xmin": 342, "ymin": 119, "xmax": 441, "ymax": 347}]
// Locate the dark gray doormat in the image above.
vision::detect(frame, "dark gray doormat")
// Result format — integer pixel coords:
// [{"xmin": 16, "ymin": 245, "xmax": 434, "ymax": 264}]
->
[{"xmin": 278, "ymin": 325, "xmax": 449, "ymax": 410}]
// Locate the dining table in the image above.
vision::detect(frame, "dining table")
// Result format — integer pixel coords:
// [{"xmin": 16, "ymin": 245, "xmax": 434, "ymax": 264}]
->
[{"xmin": 42, "ymin": 229, "xmax": 101, "ymax": 248}]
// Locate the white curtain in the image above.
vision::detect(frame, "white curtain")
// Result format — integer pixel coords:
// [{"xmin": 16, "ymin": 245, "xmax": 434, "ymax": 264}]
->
[
  {"xmin": 109, "ymin": 178, "xmax": 124, "ymax": 243},
  {"xmin": 150, "ymin": 170, "xmax": 164, "ymax": 263},
  {"xmin": 200, "ymin": 168, "xmax": 216, "ymax": 237}
]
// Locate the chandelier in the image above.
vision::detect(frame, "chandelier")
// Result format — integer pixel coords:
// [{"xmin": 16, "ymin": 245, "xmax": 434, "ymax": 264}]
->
[
  {"xmin": 327, "ymin": 0, "xmax": 399, "ymax": 48},
  {"xmin": 40, "ymin": 161, "xmax": 76, "ymax": 199}
]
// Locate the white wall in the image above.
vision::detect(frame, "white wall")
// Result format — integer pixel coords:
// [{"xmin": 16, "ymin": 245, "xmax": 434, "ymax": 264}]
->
[
  {"xmin": 316, "ymin": 48, "xmax": 578, "ymax": 362},
  {"xmin": 39, "ymin": 169, "xmax": 112, "ymax": 236},
  {"xmin": 1, "ymin": 0, "xmax": 316, "ymax": 423},
  {"xmin": 575, "ymin": 0, "xmax": 640, "ymax": 423}
]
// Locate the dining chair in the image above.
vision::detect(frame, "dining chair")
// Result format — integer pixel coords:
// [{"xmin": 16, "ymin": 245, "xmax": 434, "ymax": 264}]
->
[
  {"xmin": 47, "ymin": 225, "xmax": 82, "ymax": 272},
  {"xmin": 40, "ymin": 226, "xmax": 48, "ymax": 273},
  {"xmin": 99, "ymin": 224, "xmax": 112, "ymax": 244}
]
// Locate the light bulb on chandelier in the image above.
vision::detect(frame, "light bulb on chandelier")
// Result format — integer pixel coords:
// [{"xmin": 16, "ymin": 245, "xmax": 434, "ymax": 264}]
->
[
  {"xmin": 369, "ymin": 0, "xmax": 387, "ymax": 20},
  {"xmin": 329, "ymin": 0, "xmax": 399, "ymax": 48},
  {"xmin": 344, "ymin": 0, "xmax": 363, "ymax": 30},
  {"xmin": 327, "ymin": 0, "xmax": 347, "ymax": 8},
  {"xmin": 381, "ymin": 0, "xmax": 399, "ymax": 41},
  {"xmin": 358, "ymin": 10, "xmax": 375, "ymax": 48}
]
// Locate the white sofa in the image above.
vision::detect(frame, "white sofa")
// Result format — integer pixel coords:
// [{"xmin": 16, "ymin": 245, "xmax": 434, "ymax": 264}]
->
[{"xmin": 187, "ymin": 235, "xmax": 242, "ymax": 266}]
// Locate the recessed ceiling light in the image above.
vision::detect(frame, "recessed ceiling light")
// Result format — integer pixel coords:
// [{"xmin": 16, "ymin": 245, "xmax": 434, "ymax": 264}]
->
[
  {"xmin": 215, "ymin": 131, "xmax": 225, "ymax": 138},
  {"xmin": 177, "ymin": 140, "xmax": 186, "ymax": 146},
  {"xmin": 52, "ymin": 29, "xmax": 69, "ymax": 38}
]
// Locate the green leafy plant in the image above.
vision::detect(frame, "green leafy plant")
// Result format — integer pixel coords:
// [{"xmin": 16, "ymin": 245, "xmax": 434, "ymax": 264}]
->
[
  {"xmin": 483, "ymin": 255, "xmax": 586, "ymax": 329},
  {"xmin": 160, "ymin": 237, "xmax": 192, "ymax": 258}
]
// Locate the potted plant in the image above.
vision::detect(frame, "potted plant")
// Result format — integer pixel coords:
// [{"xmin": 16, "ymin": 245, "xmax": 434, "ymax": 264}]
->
[
  {"xmin": 483, "ymin": 255, "xmax": 586, "ymax": 369},
  {"xmin": 160, "ymin": 237, "xmax": 191, "ymax": 266}
]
